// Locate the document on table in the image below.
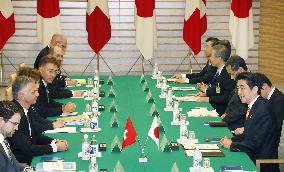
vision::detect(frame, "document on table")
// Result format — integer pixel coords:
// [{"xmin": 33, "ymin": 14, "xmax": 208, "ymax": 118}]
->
[
  {"xmin": 183, "ymin": 143, "xmax": 224, "ymax": 157},
  {"xmin": 172, "ymin": 86, "xmax": 196, "ymax": 91},
  {"xmin": 175, "ymin": 96, "xmax": 199, "ymax": 102},
  {"xmin": 60, "ymin": 112, "xmax": 78, "ymax": 117},
  {"xmin": 45, "ymin": 127, "xmax": 77, "ymax": 133},
  {"xmin": 187, "ymin": 108, "xmax": 219, "ymax": 117}
]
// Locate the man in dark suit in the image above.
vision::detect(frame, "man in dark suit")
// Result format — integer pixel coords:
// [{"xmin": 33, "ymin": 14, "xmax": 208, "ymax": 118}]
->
[
  {"xmin": 221, "ymin": 72, "xmax": 279, "ymax": 172},
  {"xmin": 47, "ymin": 46, "xmax": 83, "ymax": 99},
  {"xmin": 34, "ymin": 34, "xmax": 78, "ymax": 88},
  {"xmin": 220, "ymin": 55, "xmax": 248, "ymax": 131},
  {"xmin": 196, "ymin": 42, "xmax": 235, "ymax": 115},
  {"xmin": 17, "ymin": 66, "xmax": 65, "ymax": 132},
  {"xmin": 172, "ymin": 37, "xmax": 219, "ymax": 84},
  {"xmin": 8, "ymin": 76, "xmax": 68, "ymax": 164},
  {"xmin": 0, "ymin": 101, "xmax": 28, "ymax": 172},
  {"xmin": 36, "ymin": 56, "xmax": 76, "ymax": 118}
]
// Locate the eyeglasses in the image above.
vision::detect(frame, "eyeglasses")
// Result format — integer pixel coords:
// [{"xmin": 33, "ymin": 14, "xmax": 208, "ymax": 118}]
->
[{"xmin": 8, "ymin": 120, "xmax": 20, "ymax": 126}]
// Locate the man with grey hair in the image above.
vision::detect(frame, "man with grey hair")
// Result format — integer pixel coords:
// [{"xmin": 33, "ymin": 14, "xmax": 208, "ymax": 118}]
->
[
  {"xmin": 196, "ymin": 42, "xmax": 235, "ymax": 115},
  {"xmin": 8, "ymin": 76, "xmax": 68, "ymax": 164}
]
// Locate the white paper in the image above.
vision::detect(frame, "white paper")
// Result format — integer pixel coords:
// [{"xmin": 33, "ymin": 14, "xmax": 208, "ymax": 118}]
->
[
  {"xmin": 172, "ymin": 87, "xmax": 196, "ymax": 91},
  {"xmin": 61, "ymin": 112, "xmax": 78, "ymax": 117},
  {"xmin": 80, "ymin": 128, "xmax": 101, "ymax": 133},
  {"xmin": 187, "ymin": 109, "xmax": 219, "ymax": 117},
  {"xmin": 45, "ymin": 127, "xmax": 77, "ymax": 133},
  {"xmin": 43, "ymin": 161, "xmax": 63, "ymax": 170},
  {"xmin": 175, "ymin": 96, "xmax": 199, "ymax": 102},
  {"xmin": 189, "ymin": 167, "xmax": 214, "ymax": 172},
  {"xmin": 183, "ymin": 143, "xmax": 219, "ymax": 150}
]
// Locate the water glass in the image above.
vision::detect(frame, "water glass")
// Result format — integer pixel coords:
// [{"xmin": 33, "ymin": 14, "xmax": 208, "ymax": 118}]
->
[
  {"xmin": 189, "ymin": 131, "xmax": 195, "ymax": 140},
  {"xmin": 203, "ymin": 158, "xmax": 211, "ymax": 168},
  {"xmin": 88, "ymin": 78, "xmax": 93, "ymax": 85}
]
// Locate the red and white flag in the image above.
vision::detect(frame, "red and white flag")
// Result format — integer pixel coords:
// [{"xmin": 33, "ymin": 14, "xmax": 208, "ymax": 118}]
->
[
  {"xmin": 183, "ymin": 0, "xmax": 207, "ymax": 55},
  {"xmin": 37, "ymin": 0, "xmax": 61, "ymax": 46},
  {"xmin": 0, "ymin": 0, "xmax": 15, "ymax": 49},
  {"xmin": 229, "ymin": 0, "xmax": 254, "ymax": 60},
  {"xmin": 86, "ymin": 0, "xmax": 111, "ymax": 53},
  {"xmin": 122, "ymin": 116, "xmax": 137, "ymax": 150},
  {"xmin": 135, "ymin": 0, "xmax": 157, "ymax": 60},
  {"xmin": 148, "ymin": 116, "xmax": 159, "ymax": 148}
]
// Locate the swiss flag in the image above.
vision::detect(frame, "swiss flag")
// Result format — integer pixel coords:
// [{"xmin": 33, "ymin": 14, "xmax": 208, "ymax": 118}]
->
[
  {"xmin": 229, "ymin": 0, "xmax": 254, "ymax": 60},
  {"xmin": 0, "ymin": 0, "xmax": 15, "ymax": 49},
  {"xmin": 122, "ymin": 116, "xmax": 137, "ymax": 150},
  {"xmin": 37, "ymin": 0, "xmax": 61, "ymax": 46},
  {"xmin": 135, "ymin": 0, "xmax": 157, "ymax": 60},
  {"xmin": 148, "ymin": 116, "xmax": 159, "ymax": 148},
  {"xmin": 86, "ymin": 0, "xmax": 111, "ymax": 53},
  {"xmin": 183, "ymin": 0, "xmax": 207, "ymax": 55}
]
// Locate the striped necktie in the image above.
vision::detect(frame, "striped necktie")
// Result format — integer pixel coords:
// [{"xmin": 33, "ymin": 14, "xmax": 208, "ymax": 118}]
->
[
  {"xmin": 3, "ymin": 139, "xmax": 12, "ymax": 161},
  {"xmin": 246, "ymin": 108, "xmax": 251, "ymax": 119}
]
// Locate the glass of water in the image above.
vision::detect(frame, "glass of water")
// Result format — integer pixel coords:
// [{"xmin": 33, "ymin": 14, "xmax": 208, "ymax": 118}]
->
[
  {"xmin": 203, "ymin": 158, "xmax": 211, "ymax": 168},
  {"xmin": 188, "ymin": 130, "xmax": 195, "ymax": 140},
  {"xmin": 88, "ymin": 78, "xmax": 93, "ymax": 85}
]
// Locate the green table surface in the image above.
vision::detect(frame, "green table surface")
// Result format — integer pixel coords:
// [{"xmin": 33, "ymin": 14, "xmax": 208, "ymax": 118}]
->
[{"xmin": 32, "ymin": 75, "xmax": 258, "ymax": 172}]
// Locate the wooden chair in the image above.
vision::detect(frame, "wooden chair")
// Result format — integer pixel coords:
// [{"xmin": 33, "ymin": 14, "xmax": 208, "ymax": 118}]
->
[
  {"xmin": 5, "ymin": 86, "xmax": 13, "ymax": 101},
  {"xmin": 10, "ymin": 72, "xmax": 17, "ymax": 83}
]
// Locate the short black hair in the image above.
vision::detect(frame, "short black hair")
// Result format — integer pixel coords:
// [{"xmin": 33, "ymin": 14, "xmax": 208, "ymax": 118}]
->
[
  {"xmin": 206, "ymin": 37, "xmax": 219, "ymax": 46},
  {"xmin": 226, "ymin": 55, "xmax": 248, "ymax": 71},
  {"xmin": 236, "ymin": 72, "xmax": 261, "ymax": 95},
  {"xmin": 0, "ymin": 101, "xmax": 22, "ymax": 120},
  {"xmin": 39, "ymin": 55, "xmax": 59, "ymax": 68},
  {"xmin": 213, "ymin": 40, "xmax": 231, "ymax": 61},
  {"xmin": 254, "ymin": 73, "xmax": 272, "ymax": 87}
]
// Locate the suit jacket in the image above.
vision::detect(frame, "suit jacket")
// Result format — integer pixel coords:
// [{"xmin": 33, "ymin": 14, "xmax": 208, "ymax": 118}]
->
[
  {"xmin": 186, "ymin": 60, "xmax": 217, "ymax": 84},
  {"xmin": 222, "ymin": 89, "xmax": 247, "ymax": 131},
  {"xmin": 8, "ymin": 102, "xmax": 54, "ymax": 164},
  {"xmin": 230, "ymin": 97, "xmax": 278, "ymax": 163},
  {"xmin": 48, "ymin": 72, "xmax": 72, "ymax": 99},
  {"xmin": 269, "ymin": 88, "xmax": 284, "ymax": 147},
  {"xmin": 206, "ymin": 67, "xmax": 235, "ymax": 115},
  {"xmin": 34, "ymin": 46, "xmax": 49, "ymax": 69},
  {"xmin": 35, "ymin": 79, "xmax": 63, "ymax": 118},
  {"xmin": 0, "ymin": 143, "xmax": 22, "ymax": 172}
]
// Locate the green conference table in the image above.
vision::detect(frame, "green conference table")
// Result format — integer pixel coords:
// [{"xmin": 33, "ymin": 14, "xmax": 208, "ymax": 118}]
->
[{"xmin": 32, "ymin": 75, "xmax": 258, "ymax": 172}]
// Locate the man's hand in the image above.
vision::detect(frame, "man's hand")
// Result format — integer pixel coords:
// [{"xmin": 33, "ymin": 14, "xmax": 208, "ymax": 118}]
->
[
  {"xmin": 220, "ymin": 137, "xmax": 232, "ymax": 148},
  {"xmin": 172, "ymin": 73, "xmax": 182, "ymax": 79},
  {"xmin": 196, "ymin": 97, "xmax": 209, "ymax": 102},
  {"xmin": 196, "ymin": 92, "xmax": 206, "ymax": 97},
  {"xmin": 220, "ymin": 113, "xmax": 227, "ymax": 119},
  {"xmin": 66, "ymin": 78, "xmax": 79, "ymax": 86},
  {"xmin": 62, "ymin": 102, "xmax": 76, "ymax": 113},
  {"xmin": 73, "ymin": 90, "xmax": 84, "ymax": 97},
  {"xmin": 56, "ymin": 140, "xmax": 68, "ymax": 151},
  {"xmin": 52, "ymin": 120, "xmax": 65, "ymax": 128},
  {"xmin": 234, "ymin": 127, "xmax": 244, "ymax": 135},
  {"xmin": 197, "ymin": 82, "xmax": 208, "ymax": 92}
]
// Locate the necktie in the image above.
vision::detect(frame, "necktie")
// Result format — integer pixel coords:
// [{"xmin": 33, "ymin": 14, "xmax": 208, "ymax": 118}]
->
[
  {"xmin": 246, "ymin": 108, "xmax": 251, "ymax": 119},
  {"xmin": 46, "ymin": 87, "xmax": 50, "ymax": 104},
  {"xmin": 209, "ymin": 71, "xmax": 219, "ymax": 87},
  {"xmin": 3, "ymin": 139, "xmax": 12, "ymax": 161}
]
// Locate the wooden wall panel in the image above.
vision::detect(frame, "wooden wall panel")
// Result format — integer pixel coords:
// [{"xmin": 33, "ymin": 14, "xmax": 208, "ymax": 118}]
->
[
  {"xmin": 1, "ymin": 0, "xmax": 260, "ymax": 83},
  {"xmin": 259, "ymin": 0, "xmax": 284, "ymax": 83}
]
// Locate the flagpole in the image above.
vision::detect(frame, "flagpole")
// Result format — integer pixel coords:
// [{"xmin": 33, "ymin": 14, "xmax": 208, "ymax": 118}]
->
[
  {"xmin": 141, "ymin": 55, "xmax": 145, "ymax": 74},
  {"xmin": 189, "ymin": 50, "xmax": 193, "ymax": 74},
  {"xmin": 96, "ymin": 53, "xmax": 100, "ymax": 72},
  {"xmin": 0, "ymin": 49, "xmax": 4, "ymax": 86},
  {"xmin": 98, "ymin": 53, "xmax": 115, "ymax": 75}
]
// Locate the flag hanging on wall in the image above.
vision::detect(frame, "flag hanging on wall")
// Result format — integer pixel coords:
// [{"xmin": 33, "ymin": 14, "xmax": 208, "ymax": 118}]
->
[
  {"xmin": 135, "ymin": 0, "xmax": 157, "ymax": 60},
  {"xmin": 122, "ymin": 116, "xmax": 137, "ymax": 150},
  {"xmin": 0, "ymin": 0, "xmax": 15, "ymax": 49},
  {"xmin": 86, "ymin": 0, "xmax": 111, "ymax": 53},
  {"xmin": 183, "ymin": 0, "xmax": 207, "ymax": 55},
  {"xmin": 148, "ymin": 116, "xmax": 159, "ymax": 148},
  {"xmin": 229, "ymin": 0, "xmax": 254, "ymax": 60},
  {"xmin": 37, "ymin": 0, "xmax": 61, "ymax": 46}
]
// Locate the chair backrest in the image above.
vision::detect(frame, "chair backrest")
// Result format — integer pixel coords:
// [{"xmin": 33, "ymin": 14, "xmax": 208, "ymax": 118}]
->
[
  {"xmin": 10, "ymin": 72, "xmax": 17, "ymax": 83},
  {"xmin": 5, "ymin": 86, "xmax": 13, "ymax": 101}
]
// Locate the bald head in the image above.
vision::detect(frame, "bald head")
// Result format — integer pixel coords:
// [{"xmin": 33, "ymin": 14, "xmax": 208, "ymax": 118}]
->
[
  {"xmin": 50, "ymin": 34, "xmax": 67, "ymax": 53},
  {"xmin": 48, "ymin": 46, "xmax": 64, "ymax": 66}
]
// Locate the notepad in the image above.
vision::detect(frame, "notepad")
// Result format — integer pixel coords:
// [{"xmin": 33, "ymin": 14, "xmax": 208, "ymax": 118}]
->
[{"xmin": 175, "ymin": 96, "xmax": 199, "ymax": 102}]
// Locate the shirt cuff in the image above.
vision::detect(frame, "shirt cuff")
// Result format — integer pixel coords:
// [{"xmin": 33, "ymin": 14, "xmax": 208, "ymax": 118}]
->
[
  {"xmin": 181, "ymin": 74, "xmax": 186, "ymax": 79},
  {"xmin": 50, "ymin": 139, "xmax": 57, "ymax": 152},
  {"xmin": 71, "ymin": 90, "xmax": 74, "ymax": 97}
]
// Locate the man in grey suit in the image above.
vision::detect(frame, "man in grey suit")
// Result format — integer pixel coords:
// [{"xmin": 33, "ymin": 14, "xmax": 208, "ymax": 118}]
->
[{"xmin": 0, "ymin": 101, "xmax": 29, "ymax": 172}]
